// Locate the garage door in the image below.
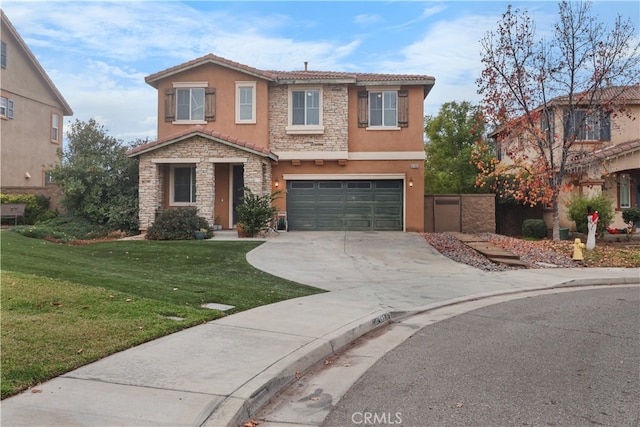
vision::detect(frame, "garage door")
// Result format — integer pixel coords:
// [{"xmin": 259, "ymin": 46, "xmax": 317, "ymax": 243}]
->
[{"xmin": 286, "ymin": 180, "xmax": 403, "ymax": 231}]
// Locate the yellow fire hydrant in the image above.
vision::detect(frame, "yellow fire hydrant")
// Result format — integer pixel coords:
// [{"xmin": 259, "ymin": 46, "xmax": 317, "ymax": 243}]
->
[{"xmin": 572, "ymin": 238, "xmax": 585, "ymax": 261}]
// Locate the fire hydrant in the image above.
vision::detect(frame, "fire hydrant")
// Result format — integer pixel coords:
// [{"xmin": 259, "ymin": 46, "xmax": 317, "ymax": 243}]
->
[{"xmin": 572, "ymin": 238, "xmax": 585, "ymax": 261}]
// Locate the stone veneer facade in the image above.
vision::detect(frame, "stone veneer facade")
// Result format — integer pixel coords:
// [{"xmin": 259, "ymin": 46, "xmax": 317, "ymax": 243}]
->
[
  {"xmin": 137, "ymin": 136, "xmax": 271, "ymax": 230},
  {"xmin": 268, "ymin": 84, "xmax": 349, "ymax": 153}
]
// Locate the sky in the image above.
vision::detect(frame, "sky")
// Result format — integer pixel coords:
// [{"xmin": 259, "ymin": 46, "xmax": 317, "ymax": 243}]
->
[{"xmin": 2, "ymin": 0, "xmax": 639, "ymax": 144}]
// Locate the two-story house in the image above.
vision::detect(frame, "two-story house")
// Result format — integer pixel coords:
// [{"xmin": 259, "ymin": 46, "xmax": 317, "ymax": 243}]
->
[
  {"xmin": 0, "ymin": 11, "xmax": 73, "ymax": 194},
  {"xmin": 494, "ymin": 85, "xmax": 640, "ymax": 231},
  {"xmin": 127, "ymin": 53, "xmax": 435, "ymax": 232}
]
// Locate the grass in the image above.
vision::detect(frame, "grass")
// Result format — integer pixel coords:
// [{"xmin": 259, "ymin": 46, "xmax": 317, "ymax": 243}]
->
[{"xmin": 1, "ymin": 231, "xmax": 323, "ymax": 398}]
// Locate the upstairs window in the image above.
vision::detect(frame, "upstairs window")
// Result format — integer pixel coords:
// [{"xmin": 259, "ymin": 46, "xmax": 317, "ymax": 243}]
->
[
  {"xmin": 287, "ymin": 87, "xmax": 323, "ymax": 134},
  {"xmin": 165, "ymin": 83, "xmax": 215, "ymax": 123},
  {"xmin": 1, "ymin": 41, "xmax": 6, "ymax": 68},
  {"xmin": 51, "ymin": 112, "xmax": 60, "ymax": 142},
  {"xmin": 236, "ymin": 81, "xmax": 256, "ymax": 123},
  {"xmin": 292, "ymin": 89, "xmax": 319, "ymax": 125},
  {"xmin": 177, "ymin": 88, "xmax": 204, "ymax": 121},
  {"xmin": 0, "ymin": 96, "xmax": 14, "ymax": 119},
  {"xmin": 564, "ymin": 109, "xmax": 610, "ymax": 141},
  {"xmin": 172, "ymin": 166, "xmax": 196, "ymax": 204},
  {"xmin": 358, "ymin": 89, "xmax": 408, "ymax": 129},
  {"xmin": 369, "ymin": 91, "xmax": 397, "ymax": 127}
]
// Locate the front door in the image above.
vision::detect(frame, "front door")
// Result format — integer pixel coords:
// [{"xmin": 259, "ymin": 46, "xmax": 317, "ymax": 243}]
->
[{"xmin": 232, "ymin": 164, "xmax": 244, "ymax": 225}]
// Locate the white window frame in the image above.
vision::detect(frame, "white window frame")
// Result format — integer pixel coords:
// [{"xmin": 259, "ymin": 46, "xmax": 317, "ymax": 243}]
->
[
  {"xmin": 1, "ymin": 96, "xmax": 13, "ymax": 119},
  {"xmin": 170, "ymin": 165, "xmax": 197, "ymax": 205},
  {"xmin": 368, "ymin": 89, "xmax": 400, "ymax": 129},
  {"xmin": 235, "ymin": 81, "xmax": 256, "ymax": 124},
  {"xmin": 172, "ymin": 82, "xmax": 207, "ymax": 124},
  {"xmin": 620, "ymin": 173, "xmax": 631, "ymax": 209},
  {"xmin": 286, "ymin": 86, "xmax": 324, "ymax": 134},
  {"xmin": 51, "ymin": 112, "xmax": 60, "ymax": 143}
]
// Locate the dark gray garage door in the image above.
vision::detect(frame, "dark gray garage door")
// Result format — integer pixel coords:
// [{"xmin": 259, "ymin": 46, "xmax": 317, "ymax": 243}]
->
[{"xmin": 286, "ymin": 180, "xmax": 403, "ymax": 231}]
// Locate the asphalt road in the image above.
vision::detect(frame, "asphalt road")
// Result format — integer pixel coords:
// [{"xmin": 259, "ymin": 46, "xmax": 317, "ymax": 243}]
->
[{"xmin": 323, "ymin": 286, "xmax": 640, "ymax": 427}]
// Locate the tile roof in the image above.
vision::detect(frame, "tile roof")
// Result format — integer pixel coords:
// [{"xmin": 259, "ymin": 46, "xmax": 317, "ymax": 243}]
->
[
  {"xmin": 145, "ymin": 52, "xmax": 435, "ymax": 87},
  {"xmin": 592, "ymin": 138, "xmax": 640, "ymax": 160},
  {"xmin": 126, "ymin": 125, "xmax": 277, "ymax": 160}
]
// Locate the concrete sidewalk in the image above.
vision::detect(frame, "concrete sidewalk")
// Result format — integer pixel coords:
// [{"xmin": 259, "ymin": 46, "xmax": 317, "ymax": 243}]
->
[{"xmin": 1, "ymin": 231, "xmax": 638, "ymax": 427}]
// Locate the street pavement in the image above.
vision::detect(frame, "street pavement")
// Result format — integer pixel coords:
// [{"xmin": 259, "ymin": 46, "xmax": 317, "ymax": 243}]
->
[
  {"xmin": 1, "ymin": 231, "xmax": 638, "ymax": 427},
  {"xmin": 268, "ymin": 285, "xmax": 638, "ymax": 427}
]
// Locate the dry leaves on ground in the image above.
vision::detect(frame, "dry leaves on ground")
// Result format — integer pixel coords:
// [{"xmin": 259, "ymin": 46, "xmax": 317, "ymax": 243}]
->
[{"xmin": 424, "ymin": 233, "xmax": 640, "ymax": 270}]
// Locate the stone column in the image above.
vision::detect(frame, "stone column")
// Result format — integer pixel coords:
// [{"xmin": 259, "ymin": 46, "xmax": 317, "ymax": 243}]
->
[
  {"xmin": 196, "ymin": 161, "xmax": 215, "ymax": 225},
  {"xmin": 138, "ymin": 158, "xmax": 160, "ymax": 231}
]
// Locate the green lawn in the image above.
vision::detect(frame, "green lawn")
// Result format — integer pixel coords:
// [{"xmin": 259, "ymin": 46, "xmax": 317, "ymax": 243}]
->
[{"xmin": 1, "ymin": 231, "xmax": 323, "ymax": 398}]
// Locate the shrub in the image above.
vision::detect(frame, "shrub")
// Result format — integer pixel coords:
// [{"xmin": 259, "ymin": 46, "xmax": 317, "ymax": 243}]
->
[
  {"xmin": 146, "ymin": 208, "xmax": 213, "ymax": 240},
  {"xmin": 567, "ymin": 194, "xmax": 614, "ymax": 235},
  {"xmin": 522, "ymin": 219, "xmax": 547, "ymax": 239},
  {"xmin": 622, "ymin": 207, "xmax": 640, "ymax": 228},
  {"xmin": 236, "ymin": 189, "xmax": 280, "ymax": 238}
]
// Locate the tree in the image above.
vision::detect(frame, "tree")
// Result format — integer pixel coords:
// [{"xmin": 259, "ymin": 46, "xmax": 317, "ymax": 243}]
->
[
  {"xmin": 50, "ymin": 119, "xmax": 140, "ymax": 233},
  {"xmin": 475, "ymin": 1, "xmax": 640, "ymax": 240},
  {"xmin": 424, "ymin": 101, "xmax": 488, "ymax": 194}
]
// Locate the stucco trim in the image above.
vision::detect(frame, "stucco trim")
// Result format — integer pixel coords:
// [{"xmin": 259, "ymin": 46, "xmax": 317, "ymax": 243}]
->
[
  {"xmin": 348, "ymin": 151, "xmax": 426, "ymax": 160},
  {"xmin": 282, "ymin": 173, "xmax": 406, "ymax": 180},
  {"xmin": 275, "ymin": 151, "xmax": 348, "ymax": 160}
]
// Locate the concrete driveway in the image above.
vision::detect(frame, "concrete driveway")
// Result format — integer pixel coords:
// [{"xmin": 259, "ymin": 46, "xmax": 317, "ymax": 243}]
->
[{"xmin": 247, "ymin": 231, "xmax": 479, "ymax": 291}]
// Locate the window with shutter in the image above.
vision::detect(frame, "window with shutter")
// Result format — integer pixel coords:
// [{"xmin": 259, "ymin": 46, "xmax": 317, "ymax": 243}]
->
[
  {"xmin": 0, "ymin": 97, "xmax": 13, "ymax": 119},
  {"xmin": 564, "ymin": 109, "xmax": 608, "ymax": 141},
  {"xmin": 366, "ymin": 89, "xmax": 401, "ymax": 129}
]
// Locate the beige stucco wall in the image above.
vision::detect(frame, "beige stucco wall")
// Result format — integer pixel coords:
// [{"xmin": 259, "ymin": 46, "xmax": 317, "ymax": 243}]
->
[{"xmin": 1, "ymin": 23, "xmax": 65, "ymax": 188}]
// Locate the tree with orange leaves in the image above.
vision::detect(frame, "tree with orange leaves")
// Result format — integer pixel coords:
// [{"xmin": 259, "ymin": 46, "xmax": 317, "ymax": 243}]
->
[{"xmin": 475, "ymin": 1, "xmax": 639, "ymax": 240}]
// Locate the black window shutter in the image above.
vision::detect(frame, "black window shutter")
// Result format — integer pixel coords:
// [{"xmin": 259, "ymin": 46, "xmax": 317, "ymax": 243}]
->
[
  {"xmin": 397, "ymin": 90, "xmax": 409, "ymax": 127},
  {"xmin": 164, "ymin": 88, "xmax": 175, "ymax": 122},
  {"xmin": 205, "ymin": 88, "xmax": 216, "ymax": 121},
  {"xmin": 600, "ymin": 111, "xmax": 610, "ymax": 141},
  {"xmin": 357, "ymin": 91, "xmax": 368, "ymax": 127}
]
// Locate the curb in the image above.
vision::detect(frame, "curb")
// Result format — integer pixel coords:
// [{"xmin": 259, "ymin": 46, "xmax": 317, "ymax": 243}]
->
[{"xmin": 205, "ymin": 276, "xmax": 639, "ymax": 427}]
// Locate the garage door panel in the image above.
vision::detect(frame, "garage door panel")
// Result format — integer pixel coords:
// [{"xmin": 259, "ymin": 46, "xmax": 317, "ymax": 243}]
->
[{"xmin": 287, "ymin": 180, "xmax": 402, "ymax": 231}]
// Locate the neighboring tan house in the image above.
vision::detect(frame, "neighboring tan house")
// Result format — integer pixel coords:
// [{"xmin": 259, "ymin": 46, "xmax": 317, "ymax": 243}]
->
[
  {"xmin": 494, "ymin": 85, "xmax": 640, "ymax": 231},
  {"xmin": 127, "ymin": 53, "xmax": 435, "ymax": 232},
  {"xmin": 0, "ymin": 10, "xmax": 73, "ymax": 194}
]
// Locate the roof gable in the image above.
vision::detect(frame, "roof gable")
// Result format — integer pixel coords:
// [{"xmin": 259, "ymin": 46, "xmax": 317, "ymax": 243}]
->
[
  {"xmin": 126, "ymin": 125, "xmax": 278, "ymax": 161},
  {"xmin": 1, "ymin": 10, "xmax": 73, "ymax": 115}
]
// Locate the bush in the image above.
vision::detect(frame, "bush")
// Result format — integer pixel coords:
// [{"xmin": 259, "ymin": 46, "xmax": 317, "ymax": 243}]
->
[
  {"xmin": 567, "ymin": 194, "xmax": 614, "ymax": 235},
  {"xmin": 236, "ymin": 189, "xmax": 279, "ymax": 237},
  {"xmin": 146, "ymin": 208, "xmax": 213, "ymax": 240},
  {"xmin": 622, "ymin": 207, "xmax": 640, "ymax": 228},
  {"xmin": 522, "ymin": 219, "xmax": 547, "ymax": 239},
  {"xmin": 0, "ymin": 193, "xmax": 57, "ymax": 225}
]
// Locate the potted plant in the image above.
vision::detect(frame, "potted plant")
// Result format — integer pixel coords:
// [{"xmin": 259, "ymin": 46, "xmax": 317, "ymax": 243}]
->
[{"xmin": 235, "ymin": 188, "xmax": 280, "ymax": 237}]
